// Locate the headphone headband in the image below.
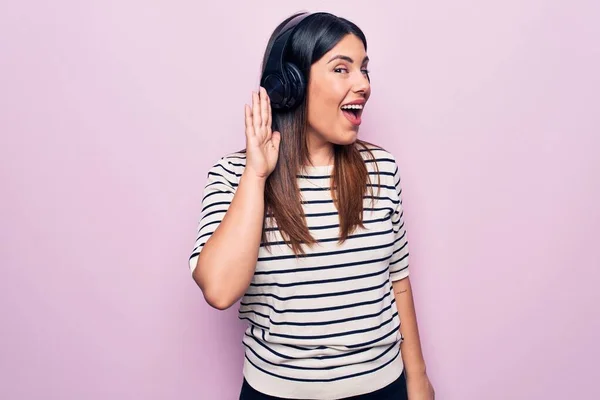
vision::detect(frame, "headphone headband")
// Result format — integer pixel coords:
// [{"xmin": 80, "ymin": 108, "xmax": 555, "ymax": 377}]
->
[
  {"xmin": 261, "ymin": 12, "xmax": 312, "ymax": 111},
  {"xmin": 262, "ymin": 12, "xmax": 311, "ymax": 80}
]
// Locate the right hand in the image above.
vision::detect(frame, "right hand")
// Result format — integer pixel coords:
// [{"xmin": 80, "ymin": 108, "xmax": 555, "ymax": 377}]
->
[{"xmin": 244, "ymin": 87, "xmax": 281, "ymax": 179}]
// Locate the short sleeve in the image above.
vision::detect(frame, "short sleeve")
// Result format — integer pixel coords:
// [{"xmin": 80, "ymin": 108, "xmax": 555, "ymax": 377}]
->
[
  {"xmin": 388, "ymin": 159, "xmax": 410, "ymax": 282},
  {"xmin": 188, "ymin": 156, "xmax": 241, "ymax": 274}
]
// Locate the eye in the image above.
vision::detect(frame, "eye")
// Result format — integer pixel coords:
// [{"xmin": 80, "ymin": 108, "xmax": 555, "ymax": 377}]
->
[
  {"xmin": 362, "ymin": 68, "xmax": 371, "ymax": 82},
  {"xmin": 334, "ymin": 67, "xmax": 348, "ymax": 73}
]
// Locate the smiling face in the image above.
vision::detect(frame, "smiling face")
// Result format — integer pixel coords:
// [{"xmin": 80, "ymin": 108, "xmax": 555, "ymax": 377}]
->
[{"xmin": 305, "ymin": 33, "xmax": 371, "ymax": 152}]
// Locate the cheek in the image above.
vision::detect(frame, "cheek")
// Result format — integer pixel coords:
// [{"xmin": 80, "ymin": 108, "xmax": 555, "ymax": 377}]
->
[
  {"xmin": 308, "ymin": 82, "xmax": 344, "ymax": 120},
  {"xmin": 308, "ymin": 98, "xmax": 341, "ymax": 135}
]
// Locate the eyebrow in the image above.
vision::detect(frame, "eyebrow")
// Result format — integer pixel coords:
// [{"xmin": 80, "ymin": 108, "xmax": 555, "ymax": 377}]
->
[{"xmin": 327, "ymin": 55, "xmax": 369, "ymax": 64}]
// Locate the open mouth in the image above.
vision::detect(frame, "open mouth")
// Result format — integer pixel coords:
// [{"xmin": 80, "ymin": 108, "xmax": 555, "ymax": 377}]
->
[{"xmin": 340, "ymin": 104, "xmax": 364, "ymax": 126}]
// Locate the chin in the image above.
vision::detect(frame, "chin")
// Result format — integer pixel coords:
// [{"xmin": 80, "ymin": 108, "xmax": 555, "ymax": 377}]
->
[
  {"xmin": 335, "ymin": 131, "xmax": 359, "ymax": 145},
  {"xmin": 329, "ymin": 138, "xmax": 356, "ymax": 146},
  {"xmin": 321, "ymin": 128, "xmax": 359, "ymax": 146}
]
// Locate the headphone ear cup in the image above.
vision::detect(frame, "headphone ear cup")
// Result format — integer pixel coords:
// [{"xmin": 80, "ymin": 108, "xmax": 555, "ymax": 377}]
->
[
  {"xmin": 262, "ymin": 72, "xmax": 288, "ymax": 110},
  {"xmin": 283, "ymin": 62, "xmax": 306, "ymax": 110}
]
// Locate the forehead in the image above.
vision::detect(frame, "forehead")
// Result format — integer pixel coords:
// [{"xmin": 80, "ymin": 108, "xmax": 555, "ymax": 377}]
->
[{"xmin": 319, "ymin": 34, "xmax": 368, "ymax": 63}]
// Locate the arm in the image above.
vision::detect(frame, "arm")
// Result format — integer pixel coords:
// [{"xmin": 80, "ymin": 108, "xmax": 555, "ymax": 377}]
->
[
  {"xmin": 190, "ymin": 87, "xmax": 281, "ymax": 310},
  {"xmin": 388, "ymin": 155, "xmax": 434, "ymax": 398},
  {"xmin": 393, "ymin": 276, "xmax": 427, "ymax": 376},
  {"xmin": 192, "ymin": 171, "xmax": 267, "ymax": 310},
  {"xmin": 394, "ymin": 277, "xmax": 435, "ymax": 399}
]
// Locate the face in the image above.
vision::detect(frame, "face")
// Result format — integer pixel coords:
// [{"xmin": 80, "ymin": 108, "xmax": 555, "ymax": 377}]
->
[{"xmin": 305, "ymin": 34, "xmax": 371, "ymax": 148}]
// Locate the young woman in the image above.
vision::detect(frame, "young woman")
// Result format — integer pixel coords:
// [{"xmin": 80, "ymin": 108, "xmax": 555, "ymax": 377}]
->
[{"xmin": 189, "ymin": 11, "xmax": 434, "ymax": 400}]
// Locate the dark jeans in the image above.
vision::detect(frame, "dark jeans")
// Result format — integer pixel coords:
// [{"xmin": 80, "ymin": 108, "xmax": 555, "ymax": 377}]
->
[{"xmin": 239, "ymin": 371, "xmax": 407, "ymax": 400}]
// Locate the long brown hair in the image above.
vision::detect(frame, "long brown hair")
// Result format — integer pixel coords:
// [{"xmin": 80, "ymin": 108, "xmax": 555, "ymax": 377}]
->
[{"xmin": 241, "ymin": 12, "xmax": 382, "ymax": 255}]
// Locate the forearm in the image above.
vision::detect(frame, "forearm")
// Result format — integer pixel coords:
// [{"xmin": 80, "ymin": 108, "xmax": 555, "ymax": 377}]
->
[
  {"xmin": 393, "ymin": 276, "xmax": 427, "ymax": 377},
  {"xmin": 193, "ymin": 171, "xmax": 266, "ymax": 309}
]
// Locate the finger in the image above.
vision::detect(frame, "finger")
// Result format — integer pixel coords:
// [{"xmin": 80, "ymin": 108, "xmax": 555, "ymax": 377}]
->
[
  {"xmin": 261, "ymin": 88, "xmax": 272, "ymax": 142},
  {"xmin": 260, "ymin": 87, "xmax": 269, "ymax": 128},
  {"xmin": 271, "ymin": 131, "xmax": 281, "ymax": 150},
  {"xmin": 264, "ymin": 90, "xmax": 273, "ymax": 142},
  {"xmin": 252, "ymin": 91, "xmax": 262, "ymax": 135},
  {"xmin": 244, "ymin": 104, "xmax": 254, "ymax": 137},
  {"xmin": 265, "ymin": 88, "xmax": 272, "ymax": 134}
]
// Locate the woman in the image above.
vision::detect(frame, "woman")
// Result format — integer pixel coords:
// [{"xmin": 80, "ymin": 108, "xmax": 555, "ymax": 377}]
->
[{"xmin": 189, "ymin": 11, "xmax": 434, "ymax": 400}]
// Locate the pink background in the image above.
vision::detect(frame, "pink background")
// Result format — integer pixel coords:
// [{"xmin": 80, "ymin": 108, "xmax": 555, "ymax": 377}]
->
[{"xmin": 1, "ymin": 1, "xmax": 598, "ymax": 399}]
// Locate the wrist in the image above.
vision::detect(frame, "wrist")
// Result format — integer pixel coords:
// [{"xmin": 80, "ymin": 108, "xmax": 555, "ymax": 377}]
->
[
  {"xmin": 241, "ymin": 170, "xmax": 268, "ymax": 186},
  {"xmin": 404, "ymin": 362, "xmax": 427, "ymax": 379}
]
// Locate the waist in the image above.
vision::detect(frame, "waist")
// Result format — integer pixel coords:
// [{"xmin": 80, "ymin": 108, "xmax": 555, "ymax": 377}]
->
[{"xmin": 241, "ymin": 328, "xmax": 404, "ymax": 399}]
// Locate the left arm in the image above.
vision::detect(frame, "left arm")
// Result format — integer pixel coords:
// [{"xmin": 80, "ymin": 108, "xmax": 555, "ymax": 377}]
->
[
  {"xmin": 393, "ymin": 276, "xmax": 435, "ymax": 399},
  {"xmin": 387, "ymin": 154, "xmax": 434, "ymax": 399}
]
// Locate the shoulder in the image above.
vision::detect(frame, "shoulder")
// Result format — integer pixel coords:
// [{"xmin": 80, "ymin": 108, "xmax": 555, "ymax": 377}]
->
[
  {"xmin": 354, "ymin": 141, "xmax": 401, "ymax": 175},
  {"xmin": 205, "ymin": 149, "xmax": 247, "ymax": 188},
  {"xmin": 209, "ymin": 149, "xmax": 247, "ymax": 172}
]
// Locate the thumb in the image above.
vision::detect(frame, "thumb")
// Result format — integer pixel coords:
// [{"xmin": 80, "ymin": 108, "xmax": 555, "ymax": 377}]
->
[{"xmin": 271, "ymin": 131, "xmax": 281, "ymax": 149}]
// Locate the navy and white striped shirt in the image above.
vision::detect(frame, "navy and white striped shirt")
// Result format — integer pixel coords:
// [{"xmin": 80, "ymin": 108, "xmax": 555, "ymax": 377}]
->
[{"xmin": 189, "ymin": 145, "xmax": 410, "ymax": 399}]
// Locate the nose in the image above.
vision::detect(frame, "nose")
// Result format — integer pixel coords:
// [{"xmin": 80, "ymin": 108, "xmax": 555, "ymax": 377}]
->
[{"xmin": 352, "ymin": 71, "xmax": 370, "ymax": 94}]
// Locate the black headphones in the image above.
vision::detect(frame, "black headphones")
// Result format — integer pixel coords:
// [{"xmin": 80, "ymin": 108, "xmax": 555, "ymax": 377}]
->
[{"xmin": 260, "ymin": 12, "xmax": 312, "ymax": 111}]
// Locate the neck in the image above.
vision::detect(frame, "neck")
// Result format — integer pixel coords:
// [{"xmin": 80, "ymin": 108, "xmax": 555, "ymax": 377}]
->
[{"xmin": 305, "ymin": 131, "xmax": 334, "ymax": 167}]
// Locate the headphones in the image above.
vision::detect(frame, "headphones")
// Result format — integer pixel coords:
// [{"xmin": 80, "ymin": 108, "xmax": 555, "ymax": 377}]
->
[{"xmin": 260, "ymin": 12, "xmax": 312, "ymax": 111}]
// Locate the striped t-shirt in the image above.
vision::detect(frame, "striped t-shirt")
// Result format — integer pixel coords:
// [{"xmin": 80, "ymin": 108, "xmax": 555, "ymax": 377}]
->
[{"xmin": 189, "ymin": 145, "xmax": 411, "ymax": 399}]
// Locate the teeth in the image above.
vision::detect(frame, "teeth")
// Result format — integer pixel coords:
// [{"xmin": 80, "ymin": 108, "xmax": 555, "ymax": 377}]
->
[{"xmin": 341, "ymin": 104, "xmax": 363, "ymax": 110}]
